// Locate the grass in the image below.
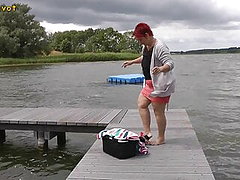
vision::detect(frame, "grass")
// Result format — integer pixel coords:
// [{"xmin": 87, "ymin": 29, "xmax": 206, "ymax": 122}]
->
[{"xmin": 0, "ymin": 52, "xmax": 140, "ymax": 67}]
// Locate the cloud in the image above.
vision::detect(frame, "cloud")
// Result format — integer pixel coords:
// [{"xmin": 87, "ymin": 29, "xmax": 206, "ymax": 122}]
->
[
  {"xmin": 5, "ymin": 0, "xmax": 240, "ymax": 30},
  {"xmin": 154, "ymin": 22, "xmax": 240, "ymax": 50},
  {"xmin": 3, "ymin": 0, "xmax": 240, "ymax": 50}
]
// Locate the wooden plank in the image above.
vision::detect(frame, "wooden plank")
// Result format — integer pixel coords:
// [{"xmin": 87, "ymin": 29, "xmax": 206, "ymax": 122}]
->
[
  {"xmin": 116, "ymin": 119, "xmax": 193, "ymax": 129},
  {"xmin": 43, "ymin": 108, "xmax": 76, "ymax": 125},
  {"xmin": 17, "ymin": 108, "xmax": 54, "ymax": 125},
  {"xmin": 68, "ymin": 172, "xmax": 214, "ymax": 180},
  {"xmin": 0, "ymin": 108, "xmax": 23, "ymax": 117},
  {"xmin": 0, "ymin": 108, "xmax": 120, "ymax": 130},
  {"xmin": 66, "ymin": 109, "xmax": 93, "ymax": 126},
  {"xmin": 0, "ymin": 108, "xmax": 35, "ymax": 123},
  {"xmin": 122, "ymin": 109, "xmax": 188, "ymax": 120},
  {"xmin": 35, "ymin": 108, "xmax": 74, "ymax": 125},
  {"xmin": 81, "ymin": 159, "xmax": 210, "ymax": 167},
  {"xmin": 0, "ymin": 108, "xmax": 121, "ymax": 134},
  {"xmin": 65, "ymin": 108, "xmax": 112, "ymax": 126},
  {"xmin": 109, "ymin": 109, "xmax": 193, "ymax": 130},
  {"xmin": 0, "ymin": 118, "xmax": 10, "ymax": 124},
  {"xmin": 21, "ymin": 108, "xmax": 54, "ymax": 124},
  {"xmin": 97, "ymin": 109, "xmax": 122, "ymax": 126},
  {"xmin": 0, "ymin": 108, "xmax": 119, "ymax": 127},
  {"xmin": 59, "ymin": 108, "xmax": 91, "ymax": 125},
  {"xmin": 24, "ymin": 108, "xmax": 54, "ymax": 124},
  {"xmin": 74, "ymin": 165, "xmax": 212, "ymax": 174},
  {"xmin": 85, "ymin": 109, "xmax": 114, "ymax": 126},
  {"xmin": 105, "ymin": 109, "xmax": 128, "ymax": 126},
  {"xmin": 74, "ymin": 109, "xmax": 110, "ymax": 126}
]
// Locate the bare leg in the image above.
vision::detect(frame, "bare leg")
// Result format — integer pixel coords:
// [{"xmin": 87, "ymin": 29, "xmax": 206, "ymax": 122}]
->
[
  {"xmin": 137, "ymin": 93, "xmax": 152, "ymax": 136},
  {"xmin": 150, "ymin": 102, "xmax": 167, "ymax": 145}
]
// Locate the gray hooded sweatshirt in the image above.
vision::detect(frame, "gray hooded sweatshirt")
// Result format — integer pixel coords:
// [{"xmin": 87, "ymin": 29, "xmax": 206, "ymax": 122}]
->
[{"xmin": 143, "ymin": 39, "xmax": 176, "ymax": 97}]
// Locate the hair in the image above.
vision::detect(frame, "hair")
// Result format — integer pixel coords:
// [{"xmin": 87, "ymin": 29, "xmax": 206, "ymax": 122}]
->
[{"xmin": 133, "ymin": 23, "xmax": 153, "ymax": 38}]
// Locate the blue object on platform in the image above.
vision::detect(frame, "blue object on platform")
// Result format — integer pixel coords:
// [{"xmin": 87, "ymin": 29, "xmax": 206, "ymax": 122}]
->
[{"xmin": 107, "ymin": 74, "xmax": 145, "ymax": 84}]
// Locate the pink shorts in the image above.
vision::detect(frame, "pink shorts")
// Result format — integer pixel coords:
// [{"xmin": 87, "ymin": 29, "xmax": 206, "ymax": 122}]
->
[{"xmin": 141, "ymin": 80, "xmax": 170, "ymax": 103}]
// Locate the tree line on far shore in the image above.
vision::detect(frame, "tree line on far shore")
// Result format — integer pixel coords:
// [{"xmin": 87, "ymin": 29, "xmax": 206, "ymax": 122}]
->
[
  {"xmin": 172, "ymin": 47, "xmax": 240, "ymax": 55},
  {"xmin": 0, "ymin": 4, "xmax": 141, "ymax": 58},
  {"xmin": 50, "ymin": 28, "xmax": 140, "ymax": 54}
]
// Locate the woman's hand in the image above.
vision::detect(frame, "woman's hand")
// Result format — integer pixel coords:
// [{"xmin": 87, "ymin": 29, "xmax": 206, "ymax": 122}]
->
[
  {"xmin": 152, "ymin": 64, "xmax": 170, "ymax": 74},
  {"xmin": 151, "ymin": 66, "xmax": 162, "ymax": 75},
  {"xmin": 122, "ymin": 61, "xmax": 133, "ymax": 68}
]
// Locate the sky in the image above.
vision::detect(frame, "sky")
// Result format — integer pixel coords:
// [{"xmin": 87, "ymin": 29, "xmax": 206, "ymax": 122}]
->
[{"xmin": 3, "ymin": 0, "xmax": 240, "ymax": 51}]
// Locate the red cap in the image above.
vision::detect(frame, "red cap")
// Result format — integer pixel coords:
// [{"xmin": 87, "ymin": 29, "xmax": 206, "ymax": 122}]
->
[{"xmin": 133, "ymin": 23, "xmax": 153, "ymax": 38}]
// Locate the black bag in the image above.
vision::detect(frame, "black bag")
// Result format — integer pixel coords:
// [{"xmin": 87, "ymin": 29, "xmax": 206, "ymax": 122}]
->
[{"xmin": 102, "ymin": 135, "xmax": 138, "ymax": 159}]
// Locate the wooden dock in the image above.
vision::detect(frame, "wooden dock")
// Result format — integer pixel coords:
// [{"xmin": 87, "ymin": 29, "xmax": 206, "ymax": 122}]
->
[
  {"xmin": 67, "ymin": 109, "xmax": 215, "ymax": 180},
  {"xmin": 0, "ymin": 108, "xmax": 126, "ymax": 147}
]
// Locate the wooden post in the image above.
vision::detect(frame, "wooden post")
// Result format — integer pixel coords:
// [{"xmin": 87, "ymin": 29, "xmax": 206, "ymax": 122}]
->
[
  {"xmin": 36, "ymin": 131, "xmax": 48, "ymax": 149},
  {"xmin": 57, "ymin": 132, "xmax": 66, "ymax": 146},
  {"xmin": 0, "ymin": 130, "xmax": 6, "ymax": 143}
]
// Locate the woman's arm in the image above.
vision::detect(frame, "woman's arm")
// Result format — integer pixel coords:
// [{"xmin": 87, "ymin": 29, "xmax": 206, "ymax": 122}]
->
[{"xmin": 122, "ymin": 56, "xmax": 143, "ymax": 68}]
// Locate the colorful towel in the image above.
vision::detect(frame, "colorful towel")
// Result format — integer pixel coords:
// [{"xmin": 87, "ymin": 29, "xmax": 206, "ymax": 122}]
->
[{"xmin": 97, "ymin": 128, "xmax": 148, "ymax": 155}]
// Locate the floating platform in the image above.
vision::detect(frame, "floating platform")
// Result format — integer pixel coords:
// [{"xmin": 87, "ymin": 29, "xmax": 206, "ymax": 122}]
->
[{"xmin": 107, "ymin": 74, "xmax": 144, "ymax": 84}]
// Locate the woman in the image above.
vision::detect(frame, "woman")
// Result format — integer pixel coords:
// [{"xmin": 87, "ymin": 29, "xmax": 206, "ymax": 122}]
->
[{"xmin": 122, "ymin": 23, "xmax": 176, "ymax": 145}]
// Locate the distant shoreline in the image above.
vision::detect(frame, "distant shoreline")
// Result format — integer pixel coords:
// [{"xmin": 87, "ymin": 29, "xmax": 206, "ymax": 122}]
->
[
  {"xmin": 1, "ymin": 49, "xmax": 240, "ymax": 67},
  {"xmin": 0, "ymin": 52, "xmax": 140, "ymax": 67},
  {"xmin": 171, "ymin": 47, "xmax": 240, "ymax": 54}
]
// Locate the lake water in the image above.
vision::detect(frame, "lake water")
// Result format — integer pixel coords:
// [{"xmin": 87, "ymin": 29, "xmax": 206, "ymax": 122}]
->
[{"xmin": 0, "ymin": 54, "xmax": 240, "ymax": 180}]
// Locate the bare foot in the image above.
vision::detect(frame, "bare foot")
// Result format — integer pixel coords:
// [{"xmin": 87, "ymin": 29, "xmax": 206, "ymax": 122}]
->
[{"xmin": 149, "ymin": 137, "xmax": 165, "ymax": 145}]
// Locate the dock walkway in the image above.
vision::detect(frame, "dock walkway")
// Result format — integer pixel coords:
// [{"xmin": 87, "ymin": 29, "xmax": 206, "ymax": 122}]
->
[
  {"xmin": 0, "ymin": 108, "xmax": 125, "ymax": 146},
  {"xmin": 67, "ymin": 109, "xmax": 215, "ymax": 180}
]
